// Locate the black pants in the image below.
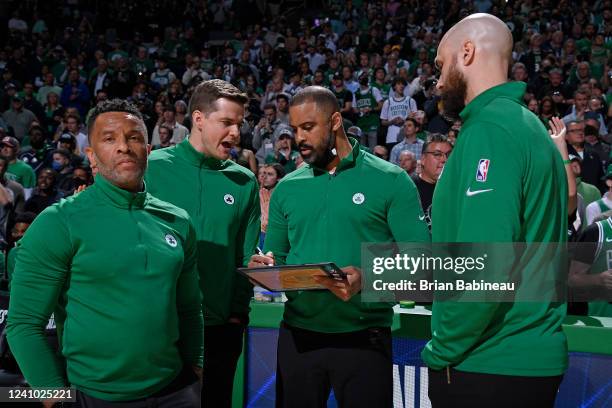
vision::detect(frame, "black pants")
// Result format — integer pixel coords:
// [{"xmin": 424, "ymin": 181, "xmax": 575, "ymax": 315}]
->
[
  {"xmin": 74, "ymin": 367, "xmax": 199, "ymax": 408},
  {"xmin": 428, "ymin": 367, "xmax": 563, "ymax": 408},
  {"xmin": 201, "ymin": 323, "xmax": 245, "ymax": 408},
  {"xmin": 276, "ymin": 322, "xmax": 393, "ymax": 408}
]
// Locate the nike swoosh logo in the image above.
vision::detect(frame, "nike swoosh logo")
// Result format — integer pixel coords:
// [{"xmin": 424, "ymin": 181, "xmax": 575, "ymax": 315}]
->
[
  {"xmin": 419, "ymin": 215, "xmax": 425, "ymax": 221},
  {"xmin": 466, "ymin": 187, "xmax": 494, "ymax": 197},
  {"xmin": 606, "ymin": 237, "xmax": 612, "ymax": 242}
]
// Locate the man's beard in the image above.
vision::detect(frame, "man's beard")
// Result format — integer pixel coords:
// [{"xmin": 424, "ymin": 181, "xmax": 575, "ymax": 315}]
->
[
  {"xmin": 441, "ymin": 65, "xmax": 468, "ymax": 122},
  {"xmin": 93, "ymin": 151, "xmax": 147, "ymax": 189},
  {"xmin": 299, "ymin": 124, "xmax": 337, "ymax": 169}
]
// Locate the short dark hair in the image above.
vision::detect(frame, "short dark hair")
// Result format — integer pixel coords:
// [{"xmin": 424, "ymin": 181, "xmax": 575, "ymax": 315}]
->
[
  {"xmin": 52, "ymin": 148, "xmax": 71, "ymax": 160},
  {"xmin": 263, "ymin": 103, "xmax": 277, "ymax": 112},
  {"xmin": 39, "ymin": 167, "xmax": 58, "ymax": 180},
  {"xmin": 422, "ymin": 133, "xmax": 452, "ymax": 154},
  {"xmin": 392, "ymin": 77, "xmax": 407, "ymax": 87},
  {"xmin": 65, "ymin": 113, "xmax": 81, "ymax": 124},
  {"xmin": 30, "ymin": 125, "xmax": 44, "ymax": 134},
  {"xmin": 290, "ymin": 86, "xmax": 339, "ymax": 118},
  {"xmin": 188, "ymin": 79, "xmax": 248, "ymax": 117},
  {"xmin": 574, "ymin": 89, "xmax": 588, "ymax": 98},
  {"xmin": 73, "ymin": 165, "xmax": 92, "ymax": 176},
  {"xmin": 264, "ymin": 163, "xmax": 286, "ymax": 179},
  {"xmin": 405, "ymin": 117, "xmax": 418, "ymax": 128},
  {"xmin": 158, "ymin": 124, "xmax": 174, "ymax": 139},
  {"xmin": 276, "ymin": 93, "xmax": 290, "ymax": 103},
  {"xmin": 14, "ymin": 211, "xmax": 36, "ymax": 225},
  {"xmin": 87, "ymin": 99, "xmax": 144, "ymax": 138}
]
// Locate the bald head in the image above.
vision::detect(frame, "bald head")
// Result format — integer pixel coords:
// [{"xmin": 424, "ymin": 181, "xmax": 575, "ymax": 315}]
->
[
  {"xmin": 435, "ymin": 13, "xmax": 514, "ymax": 112},
  {"xmin": 290, "ymin": 86, "xmax": 339, "ymax": 118},
  {"xmin": 439, "ymin": 13, "xmax": 513, "ymax": 62}
]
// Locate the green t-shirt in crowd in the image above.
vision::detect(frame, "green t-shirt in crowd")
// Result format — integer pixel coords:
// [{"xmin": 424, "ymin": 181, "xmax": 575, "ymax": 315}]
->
[
  {"xmin": 265, "ymin": 150, "xmax": 300, "ymax": 174},
  {"xmin": 577, "ymin": 178, "xmax": 601, "ymax": 207},
  {"xmin": 7, "ymin": 160, "xmax": 36, "ymax": 188},
  {"xmin": 354, "ymin": 87, "xmax": 380, "ymax": 132},
  {"xmin": 372, "ymin": 82, "xmax": 391, "ymax": 100}
]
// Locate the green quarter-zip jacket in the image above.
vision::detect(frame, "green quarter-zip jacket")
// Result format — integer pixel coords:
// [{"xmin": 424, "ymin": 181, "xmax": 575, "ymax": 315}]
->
[
  {"xmin": 421, "ymin": 82, "xmax": 568, "ymax": 376},
  {"xmin": 264, "ymin": 138, "xmax": 430, "ymax": 332},
  {"xmin": 145, "ymin": 139, "xmax": 260, "ymax": 325},
  {"xmin": 6, "ymin": 174, "xmax": 203, "ymax": 401}
]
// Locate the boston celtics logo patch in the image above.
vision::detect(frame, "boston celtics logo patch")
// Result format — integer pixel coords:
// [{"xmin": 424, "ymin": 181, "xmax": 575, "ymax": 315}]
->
[
  {"xmin": 352, "ymin": 193, "xmax": 365, "ymax": 205},
  {"xmin": 165, "ymin": 234, "xmax": 178, "ymax": 247},
  {"xmin": 224, "ymin": 194, "xmax": 235, "ymax": 205}
]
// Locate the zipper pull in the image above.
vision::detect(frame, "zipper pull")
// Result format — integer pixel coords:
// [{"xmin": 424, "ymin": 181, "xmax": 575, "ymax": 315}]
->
[{"xmin": 446, "ymin": 366, "xmax": 451, "ymax": 384}]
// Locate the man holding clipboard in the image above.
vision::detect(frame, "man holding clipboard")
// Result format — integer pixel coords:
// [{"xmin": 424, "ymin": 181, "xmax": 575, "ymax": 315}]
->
[{"xmin": 249, "ymin": 86, "xmax": 430, "ymax": 407}]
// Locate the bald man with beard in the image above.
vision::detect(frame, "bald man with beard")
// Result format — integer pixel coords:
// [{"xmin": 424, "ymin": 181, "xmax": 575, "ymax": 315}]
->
[{"xmin": 421, "ymin": 14, "xmax": 568, "ymax": 407}]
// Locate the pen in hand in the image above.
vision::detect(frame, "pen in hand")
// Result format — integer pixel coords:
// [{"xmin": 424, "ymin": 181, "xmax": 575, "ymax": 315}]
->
[{"xmin": 256, "ymin": 246, "xmax": 274, "ymax": 266}]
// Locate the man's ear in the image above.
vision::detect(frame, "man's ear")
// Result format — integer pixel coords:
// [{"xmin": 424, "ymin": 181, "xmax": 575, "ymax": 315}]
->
[
  {"xmin": 85, "ymin": 146, "xmax": 96, "ymax": 168},
  {"xmin": 462, "ymin": 40, "xmax": 476, "ymax": 66},
  {"xmin": 331, "ymin": 112, "xmax": 343, "ymax": 132},
  {"xmin": 192, "ymin": 110, "xmax": 205, "ymax": 132}
]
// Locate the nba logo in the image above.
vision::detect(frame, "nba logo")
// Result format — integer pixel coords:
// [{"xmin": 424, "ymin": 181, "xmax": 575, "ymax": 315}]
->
[{"xmin": 476, "ymin": 159, "xmax": 490, "ymax": 182}]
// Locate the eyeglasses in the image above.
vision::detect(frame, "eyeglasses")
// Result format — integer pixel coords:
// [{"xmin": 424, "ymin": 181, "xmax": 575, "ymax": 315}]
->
[{"xmin": 424, "ymin": 150, "xmax": 451, "ymax": 159}]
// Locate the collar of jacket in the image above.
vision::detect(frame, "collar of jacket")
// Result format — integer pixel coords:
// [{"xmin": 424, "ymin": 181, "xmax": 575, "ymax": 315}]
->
[
  {"xmin": 310, "ymin": 137, "xmax": 361, "ymax": 175},
  {"xmin": 460, "ymin": 81, "xmax": 526, "ymax": 122},
  {"xmin": 175, "ymin": 138, "xmax": 228, "ymax": 169},
  {"xmin": 93, "ymin": 173, "xmax": 147, "ymax": 209}
]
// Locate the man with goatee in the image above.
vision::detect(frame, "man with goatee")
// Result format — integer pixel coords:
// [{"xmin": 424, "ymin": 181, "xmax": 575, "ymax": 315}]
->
[{"xmin": 249, "ymin": 86, "xmax": 429, "ymax": 407}]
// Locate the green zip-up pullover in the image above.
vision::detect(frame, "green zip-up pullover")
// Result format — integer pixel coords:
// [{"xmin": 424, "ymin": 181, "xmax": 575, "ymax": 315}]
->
[
  {"xmin": 6, "ymin": 174, "xmax": 203, "ymax": 401},
  {"xmin": 145, "ymin": 139, "xmax": 260, "ymax": 325},
  {"xmin": 421, "ymin": 82, "xmax": 568, "ymax": 376},
  {"xmin": 264, "ymin": 138, "xmax": 430, "ymax": 332}
]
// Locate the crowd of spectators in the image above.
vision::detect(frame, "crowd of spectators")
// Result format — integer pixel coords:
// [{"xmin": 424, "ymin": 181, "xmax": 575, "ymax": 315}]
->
[{"xmin": 0, "ymin": 0, "xmax": 611, "ymax": 279}]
